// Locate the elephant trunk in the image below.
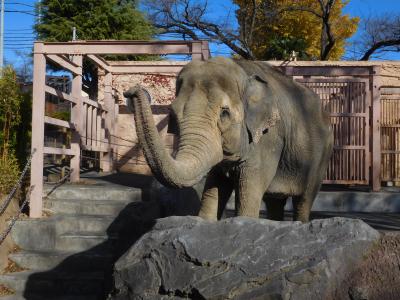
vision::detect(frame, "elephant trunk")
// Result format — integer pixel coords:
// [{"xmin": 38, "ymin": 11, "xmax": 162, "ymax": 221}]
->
[{"xmin": 126, "ymin": 87, "xmax": 222, "ymax": 188}]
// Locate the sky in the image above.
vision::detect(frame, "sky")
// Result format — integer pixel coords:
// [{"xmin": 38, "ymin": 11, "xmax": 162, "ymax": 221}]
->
[{"xmin": 5, "ymin": 0, "xmax": 400, "ymax": 69}]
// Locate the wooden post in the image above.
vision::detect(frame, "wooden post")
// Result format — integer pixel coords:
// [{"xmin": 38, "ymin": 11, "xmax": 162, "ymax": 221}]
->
[
  {"xmin": 371, "ymin": 66, "xmax": 381, "ymax": 191},
  {"xmin": 201, "ymin": 41, "xmax": 210, "ymax": 60},
  {"xmin": 191, "ymin": 41, "xmax": 202, "ymax": 60},
  {"xmin": 70, "ymin": 55, "xmax": 83, "ymax": 182},
  {"xmin": 29, "ymin": 44, "xmax": 46, "ymax": 218},
  {"xmin": 102, "ymin": 72, "xmax": 114, "ymax": 172}
]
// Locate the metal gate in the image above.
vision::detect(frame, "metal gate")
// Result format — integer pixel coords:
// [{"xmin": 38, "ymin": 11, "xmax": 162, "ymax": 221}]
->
[{"xmin": 298, "ymin": 79, "xmax": 371, "ymax": 185}]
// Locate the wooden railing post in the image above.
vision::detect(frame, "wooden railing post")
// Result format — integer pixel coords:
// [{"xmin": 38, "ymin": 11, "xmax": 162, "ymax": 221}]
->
[
  {"xmin": 201, "ymin": 41, "xmax": 210, "ymax": 60},
  {"xmin": 30, "ymin": 44, "xmax": 46, "ymax": 218},
  {"xmin": 191, "ymin": 41, "xmax": 202, "ymax": 60},
  {"xmin": 102, "ymin": 72, "xmax": 114, "ymax": 172},
  {"xmin": 70, "ymin": 55, "xmax": 83, "ymax": 182},
  {"xmin": 371, "ymin": 66, "xmax": 382, "ymax": 191}
]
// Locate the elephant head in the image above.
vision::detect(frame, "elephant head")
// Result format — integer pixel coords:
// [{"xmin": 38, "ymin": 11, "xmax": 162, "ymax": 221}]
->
[{"xmin": 124, "ymin": 57, "xmax": 280, "ymax": 188}]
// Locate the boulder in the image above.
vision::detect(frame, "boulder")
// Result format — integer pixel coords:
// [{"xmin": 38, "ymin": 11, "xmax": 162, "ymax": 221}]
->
[{"xmin": 109, "ymin": 217, "xmax": 380, "ymax": 300}]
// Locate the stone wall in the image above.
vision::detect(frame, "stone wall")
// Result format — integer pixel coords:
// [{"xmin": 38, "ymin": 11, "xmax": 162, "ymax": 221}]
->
[{"xmin": 98, "ymin": 61, "xmax": 188, "ymax": 174}]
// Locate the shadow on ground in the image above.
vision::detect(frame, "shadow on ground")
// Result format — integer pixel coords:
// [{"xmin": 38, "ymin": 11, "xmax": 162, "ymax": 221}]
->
[
  {"xmin": 23, "ymin": 173, "xmax": 202, "ymax": 299},
  {"xmin": 22, "ymin": 173, "xmax": 400, "ymax": 298}
]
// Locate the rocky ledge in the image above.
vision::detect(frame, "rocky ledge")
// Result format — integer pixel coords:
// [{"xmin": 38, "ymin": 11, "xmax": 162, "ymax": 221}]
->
[{"xmin": 109, "ymin": 216, "xmax": 380, "ymax": 300}]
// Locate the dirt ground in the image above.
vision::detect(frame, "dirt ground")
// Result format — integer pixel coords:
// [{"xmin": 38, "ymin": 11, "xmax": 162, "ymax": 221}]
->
[{"xmin": 336, "ymin": 233, "xmax": 400, "ymax": 300}]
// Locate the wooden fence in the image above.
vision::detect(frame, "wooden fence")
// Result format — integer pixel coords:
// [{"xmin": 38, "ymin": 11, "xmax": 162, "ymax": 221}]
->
[
  {"xmin": 30, "ymin": 41, "xmax": 399, "ymax": 218},
  {"xmin": 30, "ymin": 40, "xmax": 210, "ymax": 217},
  {"xmin": 278, "ymin": 65, "xmax": 381, "ymax": 191}
]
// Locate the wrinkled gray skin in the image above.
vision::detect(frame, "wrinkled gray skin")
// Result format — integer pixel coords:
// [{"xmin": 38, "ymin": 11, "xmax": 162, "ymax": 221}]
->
[{"xmin": 124, "ymin": 57, "xmax": 333, "ymax": 222}]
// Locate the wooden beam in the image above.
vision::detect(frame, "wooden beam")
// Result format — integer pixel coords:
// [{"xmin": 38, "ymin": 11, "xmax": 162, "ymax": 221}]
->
[
  {"xmin": 45, "ymin": 54, "xmax": 82, "ymax": 75},
  {"xmin": 110, "ymin": 65, "xmax": 185, "ymax": 74},
  {"xmin": 70, "ymin": 55, "xmax": 83, "ymax": 182},
  {"xmin": 81, "ymin": 144, "xmax": 108, "ymax": 152},
  {"xmin": 83, "ymin": 96, "xmax": 107, "ymax": 111},
  {"xmin": 279, "ymin": 66, "xmax": 371, "ymax": 77},
  {"xmin": 44, "ymin": 85, "xmax": 75, "ymax": 103},
  {"xmin": 371, "ymin": 66, "xmax": 382, "ymax": 191},
  {"xmin": 102, "ymin": 72, "xmax": 114, "ymax": 172},
  {"xmin": 44, "ymin": 147, "xmax": 75, "ymax": 156},
  {"xmin": 37, "ymin": 40, "xmax": 206, "ymax": 56},
  {"xmin": 30, "ymin": 51, "xmax": 46, "ymax": 218},
  {"xmin": 44, "ymin": 116, "xmax": 74, "ymax": 129},
  {"xmin": 87, "ymin": 54, "xmax": 111, "ymax": 72}
]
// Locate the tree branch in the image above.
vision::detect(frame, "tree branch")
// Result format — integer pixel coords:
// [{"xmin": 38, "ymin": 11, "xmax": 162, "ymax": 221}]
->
[{"xmin": 360, "ymin": 39, "xmax": 400, "ymax": 60}]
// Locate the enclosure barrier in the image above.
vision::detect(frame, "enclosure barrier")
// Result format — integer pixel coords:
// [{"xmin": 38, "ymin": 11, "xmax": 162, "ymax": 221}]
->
[
  {"xmin": 277, "ymin": 65, "xmax": 382, "ymax": 191},
  {"xmin": 30, "ymin": 40, "xmax": 210, "ymax": 217}
]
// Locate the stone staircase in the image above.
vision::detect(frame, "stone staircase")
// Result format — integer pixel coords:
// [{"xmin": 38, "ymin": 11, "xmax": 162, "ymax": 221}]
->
[{"xmin": 0, "ymin": 181, "xmax": 160, "ymax": 299}]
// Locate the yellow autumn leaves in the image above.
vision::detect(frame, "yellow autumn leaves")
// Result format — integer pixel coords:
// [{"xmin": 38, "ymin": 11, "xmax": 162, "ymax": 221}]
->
[{"xmin": 234, "ymin": 0, "xmax": 359, "ymax": 60}]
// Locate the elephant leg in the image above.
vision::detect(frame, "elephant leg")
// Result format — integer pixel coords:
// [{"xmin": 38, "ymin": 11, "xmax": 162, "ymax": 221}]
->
[
  {"xmin": 235, "ymin": 168, "xmax": 266, "ymax": 218},
  {"xmin": 293, "ymin": 141, "xmax": 331, "ymax": 223},
  {"xmin": 264, "ymin": 195, "xmax": 287, "ymax": 221},
  {"xmin": 199, "ymin": 168, "xmax": 233, "ymax": 221},
  {"xmin": 292, "ymin": 195, "xmax": 313, "ymax": 223}
]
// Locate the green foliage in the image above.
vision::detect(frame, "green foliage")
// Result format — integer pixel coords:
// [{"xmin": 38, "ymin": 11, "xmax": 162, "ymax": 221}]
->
[
  {"xmin": 35, "ymin": 0, "xmax": 155, "ymax": 43},
  {"xmin": 47, "ymin": 111, "xmax": 70, "ymax": 122},
  {"xmin": 0, "ymin": 152, "xmax": 20, "ymax": 195},
  {"xmin": 0, "ymin": 67, "xmax": 22, "ymax": 156},
  {"xmin": 15, "ymin": 90, "xmax": 32, "ymax": 167},
  {"xmin": 0, "ymin": 67, "xmax": 23, "ymax": 194},
  {"xmin": 35, "ymin": 0, "xmax": 157, "ymax": 97},
  {"xmin": 264, "ymin": 37, "xmax": 310, "ymax": 60}
]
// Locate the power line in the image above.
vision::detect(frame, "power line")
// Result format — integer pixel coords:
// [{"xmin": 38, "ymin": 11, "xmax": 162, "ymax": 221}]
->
[
  {"xmin": 4, "ymin": 10, "xmax": 36, "ymax": 16},
  {"xmin": 5, "ymin": 28, "xmax": 33, "ymax": 32},
  {"xmin": 5, "ymin": 32, "xmax": 34, "ymax": 35},
  {"xmin": 5, "ymin": 2, "xmax": 35, "ymax": 8}
]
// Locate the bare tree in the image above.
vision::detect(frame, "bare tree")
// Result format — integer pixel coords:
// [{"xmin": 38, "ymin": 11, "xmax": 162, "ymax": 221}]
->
[
  {"xmin": 358, "ymin": 14, "xmax": 400, "ymax": 61},
  {"xmin": 144, "ymin": 0, "xmax": 256, "ymax": 59},
  {"xmin": 146, "ymin": 0, "xmax": 346, "ymax": 60}
]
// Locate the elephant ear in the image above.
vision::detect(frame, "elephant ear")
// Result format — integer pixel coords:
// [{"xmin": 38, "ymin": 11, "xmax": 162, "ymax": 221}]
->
[{"xmin": 244, "ymin": 75, "xmax": 280, "ymax": 144}]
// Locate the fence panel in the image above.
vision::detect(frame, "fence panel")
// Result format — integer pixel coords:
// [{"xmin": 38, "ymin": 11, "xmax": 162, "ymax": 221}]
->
[
  {"xmin": 297, "ymin": 79, "xmax": 370, "ymax": 185},
  {"xmin": 381, "ymin": 88, "xmax": 400, "ymax": 183}
]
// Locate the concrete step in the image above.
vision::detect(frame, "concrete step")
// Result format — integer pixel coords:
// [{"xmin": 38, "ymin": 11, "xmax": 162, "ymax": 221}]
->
[
  {"xmin": 0, "ymin": 292, "xmax": 98, "ymax": 300},
  {"xmin": 11, "ymin": 218, "xmax": 56, "ymax": 251},
  {"xmin": 56, "ymin": 231, "xmax": 117, "ymax": 252},
  {"xmin": 9, "ymin": 250, "xmax": 113, "ymax": 271},
  {"xmin": 44, "ymin": 184, "xmax": 144, "ymax": 201},
  {"xmin": 0, "ymin": 270, "xmax": 104, "ymax": 295},
  {"xmin": 45, "ymin": 198, "xmax": 133, "ymax": 216},
  {"xmin": 55, "ymin": 214, "xmax": 116, "ymax": 234}
]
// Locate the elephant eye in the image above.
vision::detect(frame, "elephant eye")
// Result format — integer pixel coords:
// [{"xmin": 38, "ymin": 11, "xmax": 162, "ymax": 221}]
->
[{"xmin": 220, "ymin": 107, "xmax": 230, "ymax": 120}]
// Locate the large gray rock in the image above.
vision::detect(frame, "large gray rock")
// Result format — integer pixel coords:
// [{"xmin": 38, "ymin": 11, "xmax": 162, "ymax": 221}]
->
[{"xmin": 109, "ymin": 217, "xmax": 380, "ymax": 300}]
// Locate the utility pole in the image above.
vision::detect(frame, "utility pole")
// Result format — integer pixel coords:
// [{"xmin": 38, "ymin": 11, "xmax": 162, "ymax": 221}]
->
[{"xmin": 0, "ymin": 0, "xmax": 4, "ymax": 72}]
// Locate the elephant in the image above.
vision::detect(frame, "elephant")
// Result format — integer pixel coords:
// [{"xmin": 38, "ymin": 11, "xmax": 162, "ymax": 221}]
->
[{"xmin": 124, "ymin": 57, "xmax": 333, "ymax": 222}]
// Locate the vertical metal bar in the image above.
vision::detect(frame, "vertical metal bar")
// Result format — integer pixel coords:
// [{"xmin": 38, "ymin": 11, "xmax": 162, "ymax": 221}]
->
[
  {"xmin": 371, "ymin": 66, "xmax": 382, "ymax": 191},
  {"xmin": 30, "ymin": 44, "xmax": 46, "ymax": 218},
  {"xmin": 70, "ymin": 55, "xmax": 83, "ymax": 182}
]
